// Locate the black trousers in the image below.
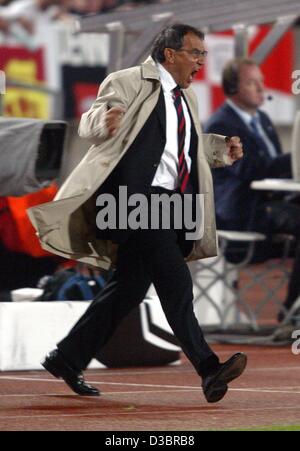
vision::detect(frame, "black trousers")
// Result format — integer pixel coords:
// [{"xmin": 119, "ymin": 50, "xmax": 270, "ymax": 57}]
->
[{"xmin": 58, "ymin": 191, "xmax": 219, "ymax": 377}]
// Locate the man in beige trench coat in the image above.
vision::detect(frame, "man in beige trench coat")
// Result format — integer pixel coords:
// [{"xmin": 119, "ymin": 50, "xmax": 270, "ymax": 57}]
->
[{"xmin": 28, "ymin": 24, "xmax": 247, "ymax": 403}]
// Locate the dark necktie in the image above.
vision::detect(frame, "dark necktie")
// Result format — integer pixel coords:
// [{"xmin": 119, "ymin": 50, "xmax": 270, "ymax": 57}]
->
[
  {"xmin": 173, "ymin": 86, "xmax": 192, "ymax": 194},
  {"xmin": 249, "ymin": 116, "xmax": 276, "ymax": 158}
]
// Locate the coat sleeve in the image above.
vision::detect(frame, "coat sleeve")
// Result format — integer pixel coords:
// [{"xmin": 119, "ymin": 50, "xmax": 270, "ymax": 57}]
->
[
  {"xmin": 78, "ymin": 73, "xmax": 133, "ymax": 145},
  {"xmin": 186, "ymin": 89, "xmax": 232, "ymax": 169},
  {"xmin": 202, "ymin": 133, "xmax": 234, "ymax": 168}
]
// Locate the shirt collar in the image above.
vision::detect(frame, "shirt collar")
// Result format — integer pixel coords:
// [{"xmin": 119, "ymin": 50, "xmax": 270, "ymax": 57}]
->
[
  {"xmin": 226, "ymin": 99, "xmax": 259, "ymax": 127},
  {"xmin": 156, "ymin": 63, "xmax": 177, "ymax": 93}
]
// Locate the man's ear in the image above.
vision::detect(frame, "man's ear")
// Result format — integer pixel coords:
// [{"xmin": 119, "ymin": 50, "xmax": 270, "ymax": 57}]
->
[{"xmin": 164, "ymin": 48, "xmax": 175, "ymax": 64}]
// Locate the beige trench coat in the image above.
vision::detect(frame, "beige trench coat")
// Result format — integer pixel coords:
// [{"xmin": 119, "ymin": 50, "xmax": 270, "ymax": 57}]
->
[{"xmin": 28, "ymin": 57, "xmax": 232, "ymax": 270}]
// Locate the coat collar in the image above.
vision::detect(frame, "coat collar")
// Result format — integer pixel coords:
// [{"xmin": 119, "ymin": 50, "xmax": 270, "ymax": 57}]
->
[
  {"xmin": 141, "ymin": 57, "xmax": 196, "ymax": 100},
  {"xmin": 141, "ymin": 56, "xmax": 161, "ymax": 80}
]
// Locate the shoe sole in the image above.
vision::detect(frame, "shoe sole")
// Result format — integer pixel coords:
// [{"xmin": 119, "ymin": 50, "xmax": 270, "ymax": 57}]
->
[
  {"xmin": 205, "ymin": 383, "xmax": 228, "ymax": 403},
  {"xmin": 219, "ymin": 353, "xmax": 247, "ymax": 385},
  {"xmin": 205, "ymin": 354, "xmax": 247, "ymax": 403}
]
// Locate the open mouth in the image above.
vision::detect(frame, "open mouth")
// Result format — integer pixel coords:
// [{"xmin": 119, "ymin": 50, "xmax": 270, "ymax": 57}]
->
[{"xmin": 188, "ymin": 70, "xmax": 199, "ymax": 83}]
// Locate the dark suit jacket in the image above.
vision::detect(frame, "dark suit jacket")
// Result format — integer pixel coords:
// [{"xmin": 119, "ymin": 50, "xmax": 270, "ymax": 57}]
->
[
  {"xmin": 204, "ymin": 102, "xmax": 291, "ymax": 232},
  {"xmin": 96, "ymin": 88, "xmax": 199, "ymax": 243}
]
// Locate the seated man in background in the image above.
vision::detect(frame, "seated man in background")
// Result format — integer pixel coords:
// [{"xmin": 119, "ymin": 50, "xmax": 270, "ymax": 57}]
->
[{"xmin": 204, "ymin": 57, "xmax": 300, "ymax": 321}]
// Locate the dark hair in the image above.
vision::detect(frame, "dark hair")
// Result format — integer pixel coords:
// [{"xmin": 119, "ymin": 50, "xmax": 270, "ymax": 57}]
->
[
  {"xmin": 222, "ymin": 58, "xmax": 258, "ymax": 96},
  {"xmin": 151, "ymin": 23, "xmax": 205, "ymax": 63}
]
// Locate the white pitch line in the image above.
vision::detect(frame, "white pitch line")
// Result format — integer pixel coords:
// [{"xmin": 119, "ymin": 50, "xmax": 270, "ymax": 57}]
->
[
  {"xmin": 107, "ymin": 388, "xmax": 300, "ymax": 395},
  {"xmin": 248, "ymin": 366, "xmax": 300, "ymax": 372},
  {"xmin": 1, "ymin": 387, "xmax": 300, "ymax": 398},
  {"xmin": 1, "ymin": 365, "xmax": 300, "ymax": 382},
  {"xmin": 0, "ymin": 375, "xmax": 198, "ymax": 390},
  {"xmin": 231, "ymin": 388, "xmax": 300, "ymax": 395},
  {"xmin": 82, "ymin": 367, "xmax": 300, "ymax": 377},
  {"xmin": 0, "ymin": 389, "xmax": 200, "ymax": 398},
  {"xmin": 0, "ymin": 362, "xmax": 298, "ymax": 379},
  {"xmin": 1, "ymin": 375, "xmax": 300, "ymax": 396}
]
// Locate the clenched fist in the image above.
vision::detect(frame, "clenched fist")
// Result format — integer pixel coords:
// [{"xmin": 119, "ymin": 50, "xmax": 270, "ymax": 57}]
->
[
  {"xmin": 225, "ymin": 136, "xmax": 244, "ymax": 162},
  {"xmin": 105, "ymin": 106, "xmax": 126, "ymax": 137}
]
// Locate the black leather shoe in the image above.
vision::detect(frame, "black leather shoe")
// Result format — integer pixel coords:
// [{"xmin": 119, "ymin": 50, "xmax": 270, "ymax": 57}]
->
[
  {"xmin": 42, "ymin": 349, "xmax": 100, "ymax": 397},
  {"xmin": 202, "ymin": 353, "xmax": 247, "ymax": 403}
]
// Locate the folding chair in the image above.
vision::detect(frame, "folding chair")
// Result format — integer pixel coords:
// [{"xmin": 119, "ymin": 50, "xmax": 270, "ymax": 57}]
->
[{"xmin": 192, "ymin": 230, "xmax": 293, "ymax": 331}]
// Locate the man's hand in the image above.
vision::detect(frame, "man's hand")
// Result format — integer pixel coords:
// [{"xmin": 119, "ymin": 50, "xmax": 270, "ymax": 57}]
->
[
  {"xmin": 225, "ymin": 136, "xmax": 243, "ymax": 162},
  {"xmin": 105, "ymin": 106, "xmax": 125, "ymax": 137}
]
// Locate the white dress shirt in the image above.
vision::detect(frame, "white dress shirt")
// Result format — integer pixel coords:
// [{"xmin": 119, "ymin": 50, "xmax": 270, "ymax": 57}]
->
[{"xmin": 151, "ymin": 63, "xmax": 192, "ymax": 190}]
